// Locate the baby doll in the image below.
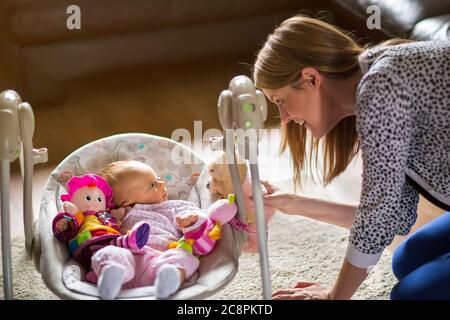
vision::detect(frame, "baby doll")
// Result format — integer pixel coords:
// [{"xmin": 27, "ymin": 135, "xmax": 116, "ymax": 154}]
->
[
  {"xmin": 206, "ymin": 151, "xmax": 276, "ymax": 252},
  {"xmin": 52, "ymin": 174, "xmax": 151, "ymax": 269}
]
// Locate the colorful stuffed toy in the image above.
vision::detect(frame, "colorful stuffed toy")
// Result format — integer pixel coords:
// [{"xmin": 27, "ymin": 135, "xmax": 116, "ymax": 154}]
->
[
  {"xmin": 169, "ymin": 194, "xmax": 238, "ymax": 256},
  {"xmin": 52, "ymin": 174, "xmax": 150, "ymax": 268}
]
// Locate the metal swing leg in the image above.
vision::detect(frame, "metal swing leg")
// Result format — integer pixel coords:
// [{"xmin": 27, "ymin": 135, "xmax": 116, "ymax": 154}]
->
[
  {"xmin": 217, "ymin": 75, "xmax": 272, "ymax": 300},
  {"xmin": 0, "ymin": 90, "xmax": 48, "ymax": 300},
  {"xmin": 1, "ymin": 159, "xmax": 13, "ymax": 299},
  {"xmin": 248, "ymin": 158, "xmax": 272, "ymax": 300},
  {"xmin": 223, "ymin": 130, "xmax": 272, "ymax": 300}
]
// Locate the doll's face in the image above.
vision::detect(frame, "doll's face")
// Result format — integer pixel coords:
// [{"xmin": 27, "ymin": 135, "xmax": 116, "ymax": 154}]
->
[{"xmin": 70, "ymin": 186, "xmax": 106, "ymax": 212}]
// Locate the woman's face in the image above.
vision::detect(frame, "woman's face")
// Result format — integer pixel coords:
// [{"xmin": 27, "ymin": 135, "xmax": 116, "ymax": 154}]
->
[{"xmin": 262, "ymin": 69, "xmax": 336, "ymax": 139}]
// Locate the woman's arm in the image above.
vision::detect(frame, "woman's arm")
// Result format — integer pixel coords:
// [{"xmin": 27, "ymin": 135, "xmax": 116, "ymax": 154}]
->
[
  {"xmin": 262, "ymin": 182, "xmax": 357, "ymax": 229},
  {"xmin": 289, "ymin": 196, "xmax": 357, "ymax": 229},
  {"xmin": 330, "ymin": 258, "xmax": 368, "ymax": 299}
]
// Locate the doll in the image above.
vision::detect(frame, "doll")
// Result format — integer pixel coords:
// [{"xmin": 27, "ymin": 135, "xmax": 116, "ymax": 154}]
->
[
  {"xmin": 169, "ymin": 194, "xmax": 238, "ymax": 255},
  {"xmin": 52, "ymin": 174, "xmax": 150, "ymax": 269}
]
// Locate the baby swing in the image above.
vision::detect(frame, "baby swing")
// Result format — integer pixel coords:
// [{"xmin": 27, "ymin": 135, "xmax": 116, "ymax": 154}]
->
[{"xmin": 0, "ymin": 75, "xmax": 272, "ymax": 300}]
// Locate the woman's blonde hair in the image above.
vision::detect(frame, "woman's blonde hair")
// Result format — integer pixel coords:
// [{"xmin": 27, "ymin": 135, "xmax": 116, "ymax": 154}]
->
[{"xmin": 253, "ymin": 14, "xmax": 411, "ymax": 188}]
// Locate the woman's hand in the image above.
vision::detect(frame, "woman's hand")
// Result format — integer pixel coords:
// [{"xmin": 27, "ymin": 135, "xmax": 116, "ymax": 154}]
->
[
  {"xmin": 260, "ymin": 181, "xmax": 302, "ymax": 215},
  {"xmin": 272, "ymin": 281, "xmax": 332, "ymax": 300},
  {"xmin": 261, "ymin": 181, "xmax": 357, "ymax": 228}
]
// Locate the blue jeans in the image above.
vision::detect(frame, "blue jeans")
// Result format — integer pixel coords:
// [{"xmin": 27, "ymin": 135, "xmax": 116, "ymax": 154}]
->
[{"xmin": 391, "ymin": 211, "xmax": 450, "ymax": 300}]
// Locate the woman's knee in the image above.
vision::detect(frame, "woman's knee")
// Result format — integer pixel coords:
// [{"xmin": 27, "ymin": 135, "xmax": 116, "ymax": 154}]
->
[
  {"xmin": 390, "ymin": 276, "xmax": 427, "ymax": 300},
  {"xmin": 390, "ymin": 281, "xmax": 407, "ymax": 300},
  {"xmin": 390, "ymin": 280, "xmax": 422, "ymax": 300},
  {"xmin": 391, "ymin": 252, "xmax": 450, "ymax": 300},
  {"xmin": 392, "ymin": 234, "xmax": 420, "ymax": 279},
  {"xmin": 392, "ymin": 226, "xmax": 438, "ymax": 280}
]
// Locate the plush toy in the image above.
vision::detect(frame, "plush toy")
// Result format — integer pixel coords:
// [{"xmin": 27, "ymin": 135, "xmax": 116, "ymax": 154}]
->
[
  {"xmin": 169, "ymin": 194, "xmax": 238, "ymax": 256},
  {"xmin": 52, "ymin": 174, "xmax": 150, "ymax": 268},
  {"xmin": 206, "ymin": 151, "xmax": 276, "ymax": 252}
]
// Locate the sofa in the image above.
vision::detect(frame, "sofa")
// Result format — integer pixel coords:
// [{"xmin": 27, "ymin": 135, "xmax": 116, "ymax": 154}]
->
[{"xmin": 331, "ymin": 0, "xmax": 450, "ymax": 41}]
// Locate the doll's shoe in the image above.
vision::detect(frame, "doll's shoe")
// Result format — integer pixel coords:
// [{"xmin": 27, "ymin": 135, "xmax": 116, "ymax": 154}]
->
[{"xmin": 127, "ymin": 221, "xmax": 150, "ymax": 250}]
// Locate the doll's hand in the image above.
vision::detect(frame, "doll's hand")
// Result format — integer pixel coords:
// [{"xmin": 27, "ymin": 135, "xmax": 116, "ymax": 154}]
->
[
  {"xmin": 176, "ymin": 213, "xmax": 199, "ymax": 229},
  {"xmin": 55, "ymin": 219, "xmax": 69, "ymax": 232},
  {"xmin": 63, "ymin": 201, "xmax": 79, "ymax": 215}
]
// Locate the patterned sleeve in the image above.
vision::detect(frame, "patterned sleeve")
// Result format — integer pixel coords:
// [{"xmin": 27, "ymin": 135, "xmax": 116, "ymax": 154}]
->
[{"xmin": 346, "ymin": 68, "xmax": 419, "ymax": 269}]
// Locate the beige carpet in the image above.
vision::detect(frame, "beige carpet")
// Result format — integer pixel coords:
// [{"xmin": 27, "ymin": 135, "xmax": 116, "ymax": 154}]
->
[
  {"xmin": 211, "ymin": 213, "xmax": 396, "ymax": 300},
  {"xmin": 1, "ymin": 211, "xmax": 396, "ymax": 300}
]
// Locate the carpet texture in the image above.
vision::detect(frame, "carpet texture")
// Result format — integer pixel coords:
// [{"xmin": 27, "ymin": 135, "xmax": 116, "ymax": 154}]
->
[
  {"xmin": 211, "ymin": 213, "xmax": 396, "ymax": 300},
  {"xmin": 1, "ymin": 211, "xmax": 396, "ymax": 300}
]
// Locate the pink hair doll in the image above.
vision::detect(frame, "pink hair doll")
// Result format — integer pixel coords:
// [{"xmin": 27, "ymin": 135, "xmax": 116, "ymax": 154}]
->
[{"xmin": 52, "ymin": 174, "xmax": 150, "ymax": 269}]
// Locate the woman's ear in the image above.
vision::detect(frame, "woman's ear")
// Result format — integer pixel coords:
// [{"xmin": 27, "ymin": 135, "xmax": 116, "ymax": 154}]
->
[{"xmin": 301, "ymin": 67, "xmax": 321, "ymax": 88}]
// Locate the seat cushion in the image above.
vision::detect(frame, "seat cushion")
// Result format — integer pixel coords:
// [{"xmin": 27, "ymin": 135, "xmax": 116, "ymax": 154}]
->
[
  {"xmin": 411, "ymin": 14, "xmax": 450, "ymax": 40},
  {"xmin": 0, "ymin": 0, "xmax": 305, "ymax": 45},
  {"xmin": 333, "ymin": 0, "xmax": 450, "ymax": 37}
]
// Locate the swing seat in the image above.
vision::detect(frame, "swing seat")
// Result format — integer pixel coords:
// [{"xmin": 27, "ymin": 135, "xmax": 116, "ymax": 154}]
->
[{"xmin": 34, "ymin": 133, "xmax": 246, "ymax": 299}]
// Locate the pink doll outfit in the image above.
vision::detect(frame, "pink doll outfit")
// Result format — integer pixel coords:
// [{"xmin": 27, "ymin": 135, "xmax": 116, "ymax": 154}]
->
[
  {"xmin": 179, "ymin": 198, "xmax": 237, "ymax": 255},
  {"xmin": 182, "ymin": 217, "xmax": 216, "ymax": 255}
]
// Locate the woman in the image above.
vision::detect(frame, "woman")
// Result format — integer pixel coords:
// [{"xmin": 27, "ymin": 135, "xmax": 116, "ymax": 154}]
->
[{"xmin": 254, "ymin": 15, "xmax": 450, "ymax": 300}]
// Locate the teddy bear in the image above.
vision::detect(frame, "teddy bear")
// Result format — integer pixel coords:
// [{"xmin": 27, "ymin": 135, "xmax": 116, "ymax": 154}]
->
[{"xmin": 206, "ymin": 151, "xmax": 276, "ymax": 252}]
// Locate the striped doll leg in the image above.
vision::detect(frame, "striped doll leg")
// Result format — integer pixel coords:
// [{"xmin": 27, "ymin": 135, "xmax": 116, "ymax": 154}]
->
[{"xmin": 110, "ymin": 221, "xmax": 150, "ymax": 251}]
